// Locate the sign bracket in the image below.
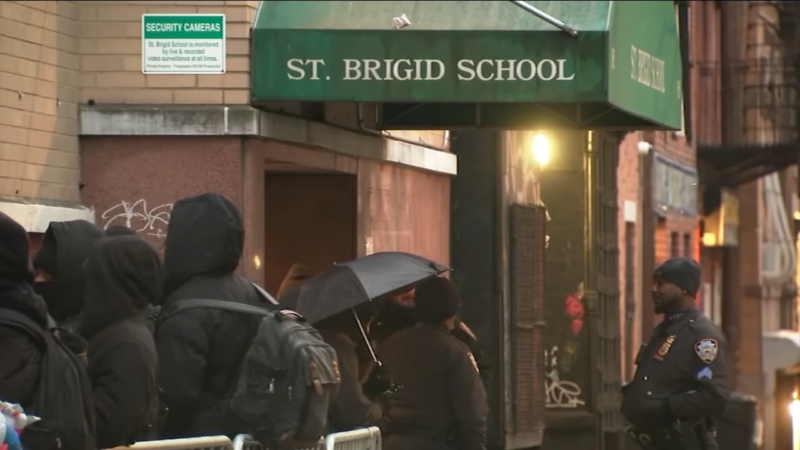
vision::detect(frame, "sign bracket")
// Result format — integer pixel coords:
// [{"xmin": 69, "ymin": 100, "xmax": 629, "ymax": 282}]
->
[{"xmin": 509, "ymin": 1, "xmax": 579, "ymax": 37}]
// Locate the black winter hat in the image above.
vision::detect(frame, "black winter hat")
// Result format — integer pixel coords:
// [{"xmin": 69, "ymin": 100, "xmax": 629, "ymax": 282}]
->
[
  {"xmin": 414, "ymin": 276, "xmax": 459, "ymax": 324},
  {"xmin": 653, "ymin": 257, "xmax": 702, "ymax": 296}
]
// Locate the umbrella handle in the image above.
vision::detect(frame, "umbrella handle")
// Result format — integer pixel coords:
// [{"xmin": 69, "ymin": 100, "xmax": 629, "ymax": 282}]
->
[{"xmin": 352, "ymin": 309, "xmax": 380, "ymax": 364}]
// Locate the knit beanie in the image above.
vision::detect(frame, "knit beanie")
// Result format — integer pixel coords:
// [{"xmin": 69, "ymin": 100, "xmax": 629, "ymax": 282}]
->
[
  {"xmin": 653, "ymin": 257, "xmax": 702, "ymax": 296},
  {"xmin": 414, "ymin": 276, "xmax": 459, "ymax": 324}
]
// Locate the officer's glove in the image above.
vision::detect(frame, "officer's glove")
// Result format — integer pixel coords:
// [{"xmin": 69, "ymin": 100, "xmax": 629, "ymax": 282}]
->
[{"xmin": 362, "ymin": 362, "xmax": 394, "ymax": 400}]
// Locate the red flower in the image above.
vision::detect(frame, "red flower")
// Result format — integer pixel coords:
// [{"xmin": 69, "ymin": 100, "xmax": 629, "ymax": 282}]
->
[{"xmin": 564, "ymin": 292, "xmax": 585, "ymax": 335}]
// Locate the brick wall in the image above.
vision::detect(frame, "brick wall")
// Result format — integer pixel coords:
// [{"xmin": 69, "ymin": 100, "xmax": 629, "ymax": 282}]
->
[
  {"xmin": 617, "ymin": 132, "xmax": 642, "ymax": 379},
  {"xmin": 651, "ymin": 131, "xmax": 699, "ymax": 263},
  {"xmin": 0, "ymin": 1, "xmax": 81, "ymax": 202}
]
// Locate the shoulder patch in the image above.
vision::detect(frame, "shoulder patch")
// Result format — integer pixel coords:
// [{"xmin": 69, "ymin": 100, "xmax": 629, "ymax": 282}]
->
[
  {"xmin": 467, "ymin": 352, "xmax": 480, "ymax": 374},
  {"xmin": 694, "ymin": 338, "xmax": 718, "ymax": 364}
]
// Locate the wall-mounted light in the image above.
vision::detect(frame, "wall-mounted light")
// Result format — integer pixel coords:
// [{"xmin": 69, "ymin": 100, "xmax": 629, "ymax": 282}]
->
[
  {"xmin": 532, "ymin": 133, "xmax": 550, "ymax": 166},
  {"xmin": 702, "ymin": 232, "xmax": 717, "ymax": 247},
  {"xmin": 253, "ymin": 254, "xmax": 262, "ymax": 270}
]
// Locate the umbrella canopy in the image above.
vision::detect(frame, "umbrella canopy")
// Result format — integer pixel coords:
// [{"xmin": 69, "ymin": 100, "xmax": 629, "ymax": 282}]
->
[{"xmin": 280, "ymin": 251, "xmax": 450, "ymax": 324}]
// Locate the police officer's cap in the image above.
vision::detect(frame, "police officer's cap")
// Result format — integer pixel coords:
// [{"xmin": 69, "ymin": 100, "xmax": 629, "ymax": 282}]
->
[
  {"xmin": 414, "ymin": 276, "xmax": 459, "ymax": 324},
  {"xmin": 653, "ymin": 257, "xmax": 701, "ymax": 296}
]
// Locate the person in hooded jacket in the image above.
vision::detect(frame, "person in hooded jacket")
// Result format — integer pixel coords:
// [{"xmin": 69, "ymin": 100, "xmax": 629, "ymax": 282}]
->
[
  {"xmin": 104, "ymin": 225, "xmax": 138, "ymax": 237},
  {"xmin": 103, "ymin": 225, "xmax": 163, "ymax": 333},
  {"xmin": 156, "ymin": 193, "xmax": 269, "ymax": 438},
  {"xmin": 0, "ymin": 212, "xmax": 48, "ymax": 407},
  {"xmin": 0, "ymin": 213, "xmax": 96, "ymax": 450},
  {"xmin": 80, "ymin": 236, "xmax": 161, "ymax": 448},
  {"xmin": 32, "ymin": 220, "xmax": 105, "ymax": 333},
  {"xmin": 315, "ymin": 303, "xmax": 384, "ymax": 432}
]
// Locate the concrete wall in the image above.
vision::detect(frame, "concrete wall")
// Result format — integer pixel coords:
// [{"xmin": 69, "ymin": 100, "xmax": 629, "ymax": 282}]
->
[{"xmin": 0, "ymin": 1, "xmax": 81, "ymax": 202}]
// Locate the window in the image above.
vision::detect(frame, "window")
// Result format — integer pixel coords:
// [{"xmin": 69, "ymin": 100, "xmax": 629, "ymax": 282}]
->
[
  {"xmin": 671, "ymin": 232, "xmax": 680, "ymax": 257},
  {"xmin": 683, "ymin": 233, "xmax": 692, "ymax": 258}
]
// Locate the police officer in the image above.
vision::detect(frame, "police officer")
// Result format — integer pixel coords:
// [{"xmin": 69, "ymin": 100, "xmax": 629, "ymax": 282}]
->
[
  {"xmin": 622, "ymin": 257, "xmax": 732, "ymax": 449},
  {"xmin": 379, "ymin": 276, "xmax": 488, "ymax": 450}
]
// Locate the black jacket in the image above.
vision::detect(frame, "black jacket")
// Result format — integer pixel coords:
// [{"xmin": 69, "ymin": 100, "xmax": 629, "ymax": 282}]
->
[
  {"xmin": 621, "ymin": 308, "xmax": 732, "ymax": 432},
  {"xmin": 0, "ymin": 212, "xmax": 48, "ymax": 408},
  {"xmin": 80, "ymin": 236, "xmax": 162, "ymax": 448},
  {"xmin": 156, "ymin": 193, "xmax": 266, "ymax": 438},
  {"xmin": 33, "ymin": 220, "xmax": 105, "ymax": 329}
]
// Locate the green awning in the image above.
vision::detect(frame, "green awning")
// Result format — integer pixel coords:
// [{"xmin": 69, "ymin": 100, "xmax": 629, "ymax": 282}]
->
[{"xmin": 251, "ymin": 1, "xmax": 683, "ymax": 130}]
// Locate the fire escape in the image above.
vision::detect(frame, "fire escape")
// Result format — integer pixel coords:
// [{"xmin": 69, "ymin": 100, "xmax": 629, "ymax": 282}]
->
[{"xmin": 696, "ymin": 2, "xmax": 800, "ymax": 191}]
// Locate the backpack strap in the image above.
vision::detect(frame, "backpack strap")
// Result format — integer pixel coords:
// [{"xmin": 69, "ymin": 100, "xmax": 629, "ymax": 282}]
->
[
  {"xmin": 0, "ymin": 309, "xmax": 46, "ymax": 344},
  {"xmin": 161, "ymin": 299, "xmax": 273, "ymax": 323}
]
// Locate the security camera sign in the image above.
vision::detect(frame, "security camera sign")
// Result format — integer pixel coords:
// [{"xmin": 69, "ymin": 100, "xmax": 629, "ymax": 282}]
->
[{"xmin": 142, "ymin": 14, "xmax": 226, "ymax": 74}]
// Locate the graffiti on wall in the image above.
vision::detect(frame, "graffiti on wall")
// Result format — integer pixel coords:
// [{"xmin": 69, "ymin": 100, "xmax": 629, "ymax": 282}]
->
[
  {"xmin": 543, "ymin": 282, "xmax": 588, "ymax": 408},
  {"xmin": 101, "ymin": 199, "xmax": 173, "ymax": 238},
  {"xmin": 544, "ymin": 345, "xmax": 586, "ymax": 408}
]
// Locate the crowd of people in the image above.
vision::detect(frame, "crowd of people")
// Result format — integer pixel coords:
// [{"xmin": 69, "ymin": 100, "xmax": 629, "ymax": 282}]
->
[{"xmin": 0, "ymin": 192, "xmax": 489, "ymax": 450}]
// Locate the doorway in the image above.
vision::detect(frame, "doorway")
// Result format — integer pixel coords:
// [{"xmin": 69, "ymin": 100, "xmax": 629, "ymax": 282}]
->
[{"xmin": 263, "ymin": 172, "xmax": 357, "ymax": 294}]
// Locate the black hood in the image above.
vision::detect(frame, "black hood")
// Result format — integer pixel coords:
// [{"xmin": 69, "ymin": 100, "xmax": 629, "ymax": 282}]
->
[
  {"xmin": 33, "ymin": 220, "xmax": 105, "ymax": 321},
  {"xmin": 162, "ymin": 193, "xmax": 244, "ymax": 298},
  {"xmin": 80, "ymin": 236, "xmax": 163, "ymax": 339},
  {"xmin": 0, "ymin": 212, "xmax": 48, "ymax": 326}
]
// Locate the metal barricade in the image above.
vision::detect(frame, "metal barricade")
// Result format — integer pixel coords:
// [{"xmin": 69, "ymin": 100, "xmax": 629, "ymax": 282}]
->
[
  {"xmin": 231, "ymin": 434, "xmax": 268, "ymax": 450},
  {"xmin": 231, "ymin": 427, "xmax": 381, "ymax": 450},
  {"xmin": 322, "ymin": 427, "xmax": 381, "ymax": 450},
  {"xmin": 105, "ymin": 436, "xmax": 235, "ymax": 450}
]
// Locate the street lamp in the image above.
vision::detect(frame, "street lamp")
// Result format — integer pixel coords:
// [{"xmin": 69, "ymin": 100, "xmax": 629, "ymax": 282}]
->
[{"xmin": 533, "ymin": 133, "xmax": 550, "ymax": 166}]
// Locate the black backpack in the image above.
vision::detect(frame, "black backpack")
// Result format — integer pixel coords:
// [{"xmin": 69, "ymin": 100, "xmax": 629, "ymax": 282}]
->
[
  {"xmin": 161, "ymin": 299, "xmax": 340, "ymax": 449},
  {"xmin": 0, "ymin": 309, "xmax": 95, "ymax": 450}
]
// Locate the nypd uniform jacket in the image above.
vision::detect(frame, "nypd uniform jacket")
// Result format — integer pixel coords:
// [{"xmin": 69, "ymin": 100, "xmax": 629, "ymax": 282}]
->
[{"xmin": 621, "ymin": 308, "xmax": 732, "ymax": 431}]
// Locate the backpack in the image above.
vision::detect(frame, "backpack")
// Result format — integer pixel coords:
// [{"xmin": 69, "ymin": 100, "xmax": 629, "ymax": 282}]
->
[
  {"xmin": 0, "ymin": 309, "xmax": 95, "ymax": 450},
  {"xmin": 160, "ymin": 299, "xmax": 340, "ymax": 449}
]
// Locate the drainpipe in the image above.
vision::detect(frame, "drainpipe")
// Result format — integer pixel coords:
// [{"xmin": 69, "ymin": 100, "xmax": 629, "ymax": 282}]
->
[
  {"xmin": 356, "ymin": 103, "xmax": 450, "ymax": 151},
  {"xmin": 720, "ymin": 1, "xmax": 745, "ymax": 386}
]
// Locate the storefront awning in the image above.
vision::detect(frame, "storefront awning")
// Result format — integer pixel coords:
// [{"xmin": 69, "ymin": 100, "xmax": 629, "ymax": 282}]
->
[{"xmin": 251, "ymin": 1, "xmax": 683, "ymax": 130}]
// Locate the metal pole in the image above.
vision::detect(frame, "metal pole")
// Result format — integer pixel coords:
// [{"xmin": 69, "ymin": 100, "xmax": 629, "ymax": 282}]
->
[
  {"xmin": 352, "ymin": 308, "xmax": 380, "ymax": 363},
  {"xmin": 509, "ymin": 0, "xmax": 578, "ymax": 36}
]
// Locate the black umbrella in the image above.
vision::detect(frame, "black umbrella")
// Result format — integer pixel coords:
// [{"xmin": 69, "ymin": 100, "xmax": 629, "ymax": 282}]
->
[{"xmin": 279, "ymin": 251, "xmax": 450, "ymax": 325}]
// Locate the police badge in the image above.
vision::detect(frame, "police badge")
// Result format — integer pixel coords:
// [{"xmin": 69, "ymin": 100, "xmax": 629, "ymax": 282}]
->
[
  {"xmin": 694, "ymin": 339, "xmax": 719, "ymax": 364},
  {"xmin": 654, "ymin": 335, "xmax": 677, "ymax": 361}
]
